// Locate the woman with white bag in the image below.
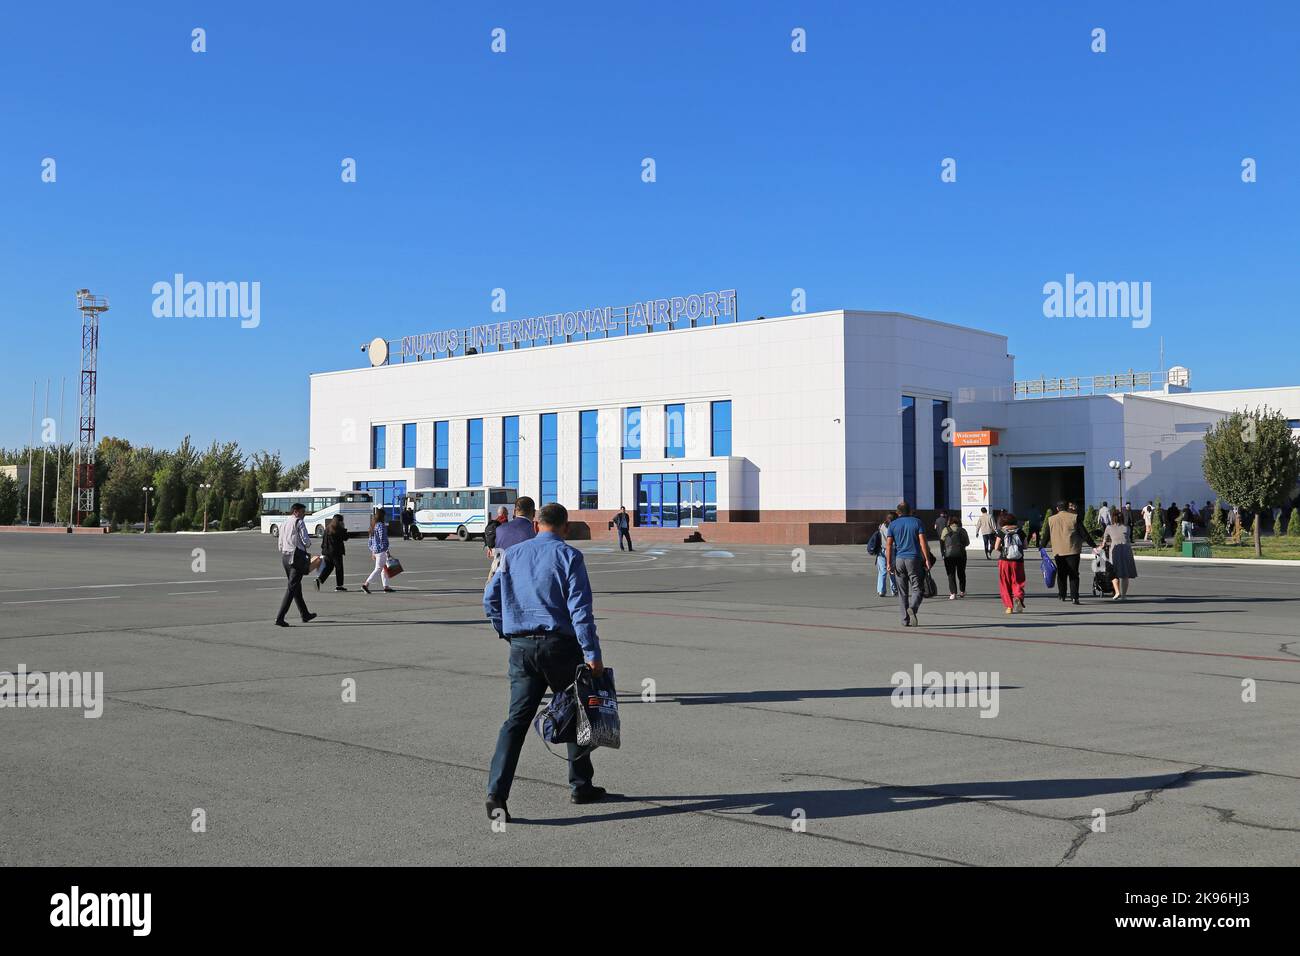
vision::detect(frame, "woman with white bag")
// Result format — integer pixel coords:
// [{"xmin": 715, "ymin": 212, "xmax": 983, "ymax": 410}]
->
[{"xmin": 362, "ymin": 508, "xmax": 396, "ymax": 594}]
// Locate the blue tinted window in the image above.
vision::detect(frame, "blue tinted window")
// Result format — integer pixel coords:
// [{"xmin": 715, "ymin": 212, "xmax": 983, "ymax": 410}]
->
[
  {"xmin": 502, "ymin": 416, "xmax": 519, "ymax": 487},
  {"xmin": 711, "ymin": 401, "xmax": 732, "ymax": 456},
  {"xmin": 402, "ymin": 423, "xmax": 416, "ymax": 468},
  {"xmin": 372, "ymin": 425, "xmax": 386, "ymax": 469},
  {"xmin": 932, "ymin": 399, "xmax": 950, "ymax": 510},
  {"xmin": 901, "ymin": 396, "xmax": 916, "ymax": 506},
  {"xmin": 467, "ymin": 418, "xmax": 483, "ymax": 486},
  {"xmin": 540, "ymin": 413, "xmax": 558, "ymax": 503},
  {"xmin": 580, "ymin": 410, "xmax": 599, "ymax": 509},
  {"xmin": 622, "ymin": 407, "xmax": 641, "ymax": 460},
  {"xmin": 434, "ymin": 421, "xmax": 449, "ymax": 487},
  {"xmin": 665, "ymin": 403, "xmax": 685, "ymax": 459}
]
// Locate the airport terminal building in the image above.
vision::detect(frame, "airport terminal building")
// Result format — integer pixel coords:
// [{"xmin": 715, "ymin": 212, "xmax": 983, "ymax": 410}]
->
[{"xmin": 307, "ymin": 291, "xmax": 1300, "ymax": 543}]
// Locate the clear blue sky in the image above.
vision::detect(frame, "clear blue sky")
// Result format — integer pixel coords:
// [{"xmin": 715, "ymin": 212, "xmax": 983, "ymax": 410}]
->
[{"xmin": 1, "ymin": 1, "xmax": 1296, "ymax": 458}]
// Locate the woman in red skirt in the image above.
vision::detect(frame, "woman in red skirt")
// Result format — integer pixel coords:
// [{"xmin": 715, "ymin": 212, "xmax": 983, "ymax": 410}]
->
[{"xmin": 996, "ymin": 513, "xmax": 1027, "ymax": 614}]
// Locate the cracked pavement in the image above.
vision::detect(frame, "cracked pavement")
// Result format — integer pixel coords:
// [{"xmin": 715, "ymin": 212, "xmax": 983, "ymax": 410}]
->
[{"xmin": 1, "ymin": 532, "xmax": 1297, "ymax": 865}]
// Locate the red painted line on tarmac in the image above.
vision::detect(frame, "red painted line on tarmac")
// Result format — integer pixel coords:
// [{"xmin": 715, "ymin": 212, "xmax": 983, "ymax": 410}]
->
[{"xmin": 606, "ymin": 607, "xmax": 1300, "ymax": 664}]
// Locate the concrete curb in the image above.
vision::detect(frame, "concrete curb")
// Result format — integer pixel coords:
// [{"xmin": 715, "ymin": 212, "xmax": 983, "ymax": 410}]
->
[{"xmin": 1129, "ymin": 553, "xmax": 1300, "ymax": 568}]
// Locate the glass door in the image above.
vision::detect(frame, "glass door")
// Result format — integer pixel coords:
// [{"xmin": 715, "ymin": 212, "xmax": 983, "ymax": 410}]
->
[{"xmin": 679, "ymin": 474, "xmax": 705, "ymax": 527}]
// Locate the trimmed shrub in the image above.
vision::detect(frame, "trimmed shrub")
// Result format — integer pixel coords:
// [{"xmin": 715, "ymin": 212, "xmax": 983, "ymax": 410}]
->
[
  {"xmin": 1209, "ymin": 499, "xmax": 1227, "ymax": 546},
  {"xmin": 1150, "ymin": 499, "xmax": 1165, "ymax": 551}
]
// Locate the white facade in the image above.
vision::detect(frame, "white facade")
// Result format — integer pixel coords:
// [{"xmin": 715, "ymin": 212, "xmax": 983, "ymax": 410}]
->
[{"xmin": 310, "ymin": 311, "xmax": 1010, "ymax": 521}]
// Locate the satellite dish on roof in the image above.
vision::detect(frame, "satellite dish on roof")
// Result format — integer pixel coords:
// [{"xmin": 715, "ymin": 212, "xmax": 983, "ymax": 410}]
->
[{"xmin": 368, "ymin": 337, "xmax": 389, "ymax": 367}]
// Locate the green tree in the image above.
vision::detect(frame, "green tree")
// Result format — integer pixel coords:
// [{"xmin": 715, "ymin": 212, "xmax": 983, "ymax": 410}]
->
[
  {"xmin": 1209, "ymin": 498, "xmax": 1226, "ymax": 546},
  {"xmin": 1173, "ymin": 522, "xmax": 1185, "ymax": 554},
  {"xmin": 1202, "ymin": 407, "xmax": 1300, "ymax": 557},
  {"xmin": 281, "ymin": 459, "xmax": 310, "ymax": 491},
  {"xmin": 0, "ymin": 472, "xmax": 18, "ymax": 525},
  {"xmin": 1150, "ymin": 498, "xmax": 1165, "ymax": 552},
  {"xmin": 1289, "ymin": 506, "xmax": 1300, "ymax": 539},
  {"xmin": 1083, "ymin": 505, "xmax": 1100, "ymax": 537}
]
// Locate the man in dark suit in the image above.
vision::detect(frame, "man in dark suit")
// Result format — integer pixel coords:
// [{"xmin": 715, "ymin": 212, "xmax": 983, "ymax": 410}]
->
[{"xmin": 613, "ymin": 506, "xmax": 633, "ymax": 551}]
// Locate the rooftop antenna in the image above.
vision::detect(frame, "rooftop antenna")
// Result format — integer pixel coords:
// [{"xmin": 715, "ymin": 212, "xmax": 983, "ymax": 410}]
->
[{"xmin": 71, "ymin": 289, "xmax": 109, "ymax": 527}]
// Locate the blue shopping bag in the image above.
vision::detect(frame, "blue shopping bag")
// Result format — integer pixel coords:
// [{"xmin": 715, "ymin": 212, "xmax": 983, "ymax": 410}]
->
[{"xmin": 1039, "ymin": 547, "xmax": 1056, "ymax": 588}]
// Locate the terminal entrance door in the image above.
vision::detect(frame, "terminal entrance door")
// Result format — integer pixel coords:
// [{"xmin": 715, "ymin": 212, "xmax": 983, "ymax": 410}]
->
[{"xmin": 635, "ymin": 472, "xmax": 718, "ymax": 528}]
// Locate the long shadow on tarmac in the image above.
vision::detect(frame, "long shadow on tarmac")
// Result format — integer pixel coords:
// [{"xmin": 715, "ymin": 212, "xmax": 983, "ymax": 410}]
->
[
  {"xmin": 626, "ymin": 685, "xmax": 1020, "ymax": 705},
  {"xmin": 516, "ymin": 769, "xmax": 1249, "ymax": 826}
]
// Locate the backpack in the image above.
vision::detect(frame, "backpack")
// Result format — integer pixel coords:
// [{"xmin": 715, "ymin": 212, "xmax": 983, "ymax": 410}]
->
[
  {"xmin": 866, "ymin": 530, "xmax": 882, "ymax": 557},
  {"xmin": 1001, "ymin": 530, "xmax": 1024, "ymax": 561},
  {"xmin": 942, "ymin": 527, "xmax": 967, "ymax": 557}
]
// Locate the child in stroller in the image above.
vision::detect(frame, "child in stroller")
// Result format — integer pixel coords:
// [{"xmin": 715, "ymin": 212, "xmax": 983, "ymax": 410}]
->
[{"xmin": 1090, "ymin": 550, "xmax": 1112, "ymax": 597}]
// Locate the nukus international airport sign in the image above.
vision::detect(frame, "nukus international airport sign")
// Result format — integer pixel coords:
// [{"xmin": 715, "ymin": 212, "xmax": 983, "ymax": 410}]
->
[{"xmin": 397, "ymin": 288, "xmax": 738, "ymax": 361}]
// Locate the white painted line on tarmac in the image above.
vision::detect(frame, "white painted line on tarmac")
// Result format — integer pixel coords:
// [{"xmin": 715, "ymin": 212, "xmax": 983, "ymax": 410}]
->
[
  {"xmin": 166, "ymin": 590, "xmax": 220, "ymax": 596},
  {"xmin": 4, "ymin": 596, "xmax": 121, "ymax": 605}
]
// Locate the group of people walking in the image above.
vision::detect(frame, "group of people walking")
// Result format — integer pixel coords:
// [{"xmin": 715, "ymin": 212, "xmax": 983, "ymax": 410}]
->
[
  {"xmin": 272, "ymin": 504, "xmax": 400, "ymax": 626},
  {"xmin": 868, "ymin": 498, "xmax": 1142, "ymax": 624}
]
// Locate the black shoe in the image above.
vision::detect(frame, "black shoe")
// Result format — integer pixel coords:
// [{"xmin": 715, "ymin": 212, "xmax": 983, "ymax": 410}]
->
[
  {"xmin": 383, "ymin": 587, "xmax": 395, "ymax": 593},
  {"xmin": 314, "ymin": 577, "xmax": 321, "ymax": 591},
  {"xmin": 274, "ymin": 620, "xmax": 290, "ymax": 628},
  {"xmin": 485, "ymin": 795, "xmax": 510, "ymax": 822},
  {"xmin": 570, "ymin": 785, "xmax": 607, "ymax": 805},
  {"xmin": 335, "ymin": 586, "xmax": 348, "ymax": 591},
  {"xmin": 302, "ymin": 612, "xmax": 318, "ymax": 623},
  {"xmin": 361, "ymin": 584, "xmax": 371, "ymax": 594}
]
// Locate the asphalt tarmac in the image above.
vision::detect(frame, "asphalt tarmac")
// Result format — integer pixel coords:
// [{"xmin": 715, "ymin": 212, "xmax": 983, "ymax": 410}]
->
[{"xmin": 1, "ymin": 531, "xmax": 1296, "ymax": 866}]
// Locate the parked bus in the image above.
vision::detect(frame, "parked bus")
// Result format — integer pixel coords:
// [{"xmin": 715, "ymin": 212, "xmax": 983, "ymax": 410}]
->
[
  {"xmin": 260, "ymin": 489, "xmax": 375, "ymax": 538},
  {"xmin": 409, "ymin": 486, "xmax": 517, "ymax": 541}
]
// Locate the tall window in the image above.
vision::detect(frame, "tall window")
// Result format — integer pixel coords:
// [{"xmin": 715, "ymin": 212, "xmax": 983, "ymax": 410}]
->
[
  {"xmin": 711, "ymin": 400, "xmax": 732, "ymax": 456},
  {"xmin": 371, "ymin": 425, "xmax": 386, "ymax": 469},
  {"xmin": 622, "ymin": 407, "xmax": 641, "ymax": 460},
  {"xmin": 579, "ymin": 410, "xmax": 599, "ymax": 510},
  {"xmin": 901, "ymin": 396, "xmax": 916, "ymax": 506},
  {"xmin": 665, "ymin": 403, "xmax": 685, "ymax": 459},
  {"xmin": 502, "ymin": 416, "xmax": 519, "ymax": 488},
  {"xmin": 540, "ymin": 413, "xmax": 558, "ymax": 503},
  {"xmin": 434, "ymin": 420, "xmax": 449, "ymax": 487},
  {"xmin": 932, "ymin": 399, "xmax": 950, "ymax": 510},
  {"xmin": 467, "ymin": 418, "xmax": 483, "ymax": 486},
  {"xmin": 402, "ymin": 423, "xmax": 416, "ymax": 468}
]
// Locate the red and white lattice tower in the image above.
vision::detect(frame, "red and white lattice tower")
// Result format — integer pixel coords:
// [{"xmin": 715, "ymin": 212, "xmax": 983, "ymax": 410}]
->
[{"xmin": 72, "ymin": 289, "xmax": 109, "ymax": 526}]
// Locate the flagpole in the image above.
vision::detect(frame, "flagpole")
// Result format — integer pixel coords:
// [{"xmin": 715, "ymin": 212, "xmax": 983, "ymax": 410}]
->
[
  {"xmin": 25, "ymin": 381, "xmax": 36, "ymax": 524},
  {"xmin": 39, "ymin": 378, "xmax": 50, "ymax": 525},
  {"xmin": 54, "ymin": 376, "xmax": 66, "ymax": 527}
]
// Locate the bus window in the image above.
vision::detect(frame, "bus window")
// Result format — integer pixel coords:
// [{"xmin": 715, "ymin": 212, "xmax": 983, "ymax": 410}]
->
[
  {"xmin": 468, "ymin": 491, "xmax": 484, "ymax": 509},
  {"xmin": 489, "ymin": 490, "xmax": 516, "ymax": 505}
]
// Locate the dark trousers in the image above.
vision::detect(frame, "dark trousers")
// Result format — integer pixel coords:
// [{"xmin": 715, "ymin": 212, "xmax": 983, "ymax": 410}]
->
[
  {"xmin": 488, "ymin": 634, "xmax": 595, "ymax": 802},
  {"xmin": 893, "ymin": 556, "xmax": 926, "ymax": 622},
  {"xmin": 276, "ymin": 550, "xmax": 311, "ymax": 623},
  {"xmin": 402, "ymin": 522, "xmax": 412, "ymax": 540},
  {"xmin": 982, "ymin": 533, "xmax": 996, "ymax": 557},
  {"xmin": 1054, "ymin": 553, "xmax": 1081, "ymax": 601},
  {"xmin": 317, "ymin": 555, "xmax": 343, "ymax": 587},
  {"xmin": 943, "ymin": 551, "xmax": 967, "ymax": 594},
  {"xmin": 617, "ymin": 527, "xmax": 633, "ymax": 551}
]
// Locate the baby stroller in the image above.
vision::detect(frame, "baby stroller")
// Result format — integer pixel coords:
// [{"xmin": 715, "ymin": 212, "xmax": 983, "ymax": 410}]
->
[{"xmin": 1090, "ymin": 550, "xmax": 1112, "ymax": 597}]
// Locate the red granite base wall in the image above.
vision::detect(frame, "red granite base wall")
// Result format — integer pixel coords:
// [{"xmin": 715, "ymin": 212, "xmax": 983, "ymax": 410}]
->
[{"xmin": 567, "ymin": 509, "xmax": 947, "ymax": 545}]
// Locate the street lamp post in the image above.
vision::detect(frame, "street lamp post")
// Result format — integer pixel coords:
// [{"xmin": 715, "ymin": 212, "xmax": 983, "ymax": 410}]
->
[
  {"xmin": 200, "ymin": 482, "xmax": 213, "ymax": 532},
  {"xmin": 1107, "ymin": 460, "xmax": 1133, "ymax": 512},
  {"xmin": 142, "ymin": 485, "xmax": 155, "ymax": 533}
]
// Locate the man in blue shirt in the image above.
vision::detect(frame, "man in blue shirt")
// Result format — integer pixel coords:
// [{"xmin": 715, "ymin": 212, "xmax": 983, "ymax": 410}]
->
[
  {"xmin": 484, "ymin": 502, "xmax": 607, "ymax": 820},
  {"xmin": 493, "ymin": 496, "xmax": 538, "ymax": 551},
  {"xmin": 884, "ymin": 500, "xmax": 933, "ymax": 627}
]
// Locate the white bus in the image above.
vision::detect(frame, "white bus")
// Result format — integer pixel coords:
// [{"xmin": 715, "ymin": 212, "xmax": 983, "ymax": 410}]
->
[
  {"xmin": 410, "ymin": 486, "xmax": 517, "ymax": 541},
  {"xmin": 260, "ymin": 489, "xmax": 375, "ymax": 538}
]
